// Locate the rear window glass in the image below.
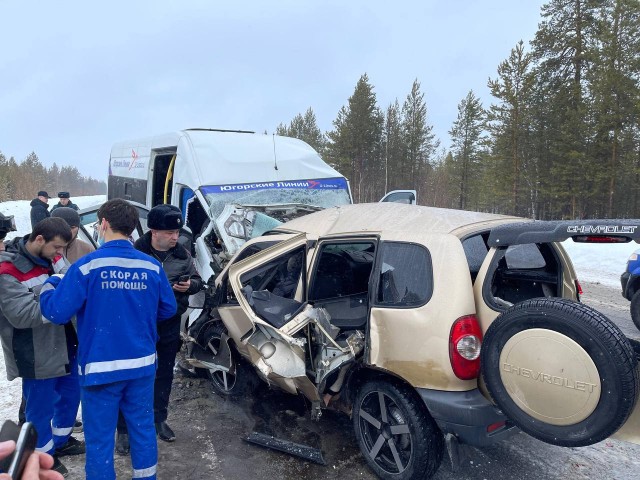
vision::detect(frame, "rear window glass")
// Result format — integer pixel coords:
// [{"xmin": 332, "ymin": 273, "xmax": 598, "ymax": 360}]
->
[
  {"xmin": 462, "ymin": 234, "xmax": 488, "ymax": 272},
  {"xmin": 505, "ymin": 244, "xmax": 546, "ymax": 269},
  {"xmin": 376, "ymin": 242, "xmax": 432, "ymax": 307}
]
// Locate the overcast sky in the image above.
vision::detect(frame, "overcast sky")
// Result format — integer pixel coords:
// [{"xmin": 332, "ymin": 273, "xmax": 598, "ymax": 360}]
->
[{"xmin": 0, "ymin": 0, "xmax": 545, "ymax": 182}]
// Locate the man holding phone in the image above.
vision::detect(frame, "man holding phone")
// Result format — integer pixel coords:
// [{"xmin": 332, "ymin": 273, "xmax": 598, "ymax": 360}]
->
[{"xmin": 116, "ymin": 204, "xmax": 202, "ymax": 454}]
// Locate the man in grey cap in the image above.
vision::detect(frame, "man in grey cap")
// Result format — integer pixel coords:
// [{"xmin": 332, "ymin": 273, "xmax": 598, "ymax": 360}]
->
[
  {"xmin": 50, "ymin": 207, "xmax": 94, "ymax": 264},
  {"xmin": 30, "ymin": 191, "xmax": 51, "ymax": 228}
]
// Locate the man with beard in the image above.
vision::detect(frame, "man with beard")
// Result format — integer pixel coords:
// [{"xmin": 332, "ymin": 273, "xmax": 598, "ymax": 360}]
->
[{"xmin": 0, "ymin": 217, "xmax": 82, "ymax": 477}]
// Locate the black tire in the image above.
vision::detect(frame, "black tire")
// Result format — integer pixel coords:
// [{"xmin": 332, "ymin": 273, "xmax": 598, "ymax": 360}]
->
[
  {"xmin": 482, "ymin": 298, "xmax": 639, "ymax": 447},
  {"xmin": 353, "ymin": 380, "xmax": 443, "ymax": 480},
  {"xmin": 630, "ymin": 290, "xmax": 640, "ymax": 331},
  {"xmin": 201, "ymin": 322, "xmax": 256, "ymax": 397}
]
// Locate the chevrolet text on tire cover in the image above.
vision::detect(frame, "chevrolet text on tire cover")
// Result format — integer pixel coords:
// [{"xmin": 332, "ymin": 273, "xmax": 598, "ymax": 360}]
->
[{"xmin": 482, "ymin": 298, "xmax": 639, "ymax": 447}]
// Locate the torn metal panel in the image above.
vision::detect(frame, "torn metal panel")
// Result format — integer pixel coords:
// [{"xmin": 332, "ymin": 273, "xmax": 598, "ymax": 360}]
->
[
  {"xmin": 243, "ymin": 431, "xmax": 326, "ymax": 465},
  {"xmin": 314, "ymin": 330, "xmax": 365, "ymax": 386},
  {"xmin": 186, "ymin": 332, "xmax": 236, "ymax": 375}
]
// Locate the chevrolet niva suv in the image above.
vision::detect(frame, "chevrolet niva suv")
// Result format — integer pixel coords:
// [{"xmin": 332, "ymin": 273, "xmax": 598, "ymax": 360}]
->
[{"xmin": 186, "ymin": 203, "xmax": 640, "ymax": 480}]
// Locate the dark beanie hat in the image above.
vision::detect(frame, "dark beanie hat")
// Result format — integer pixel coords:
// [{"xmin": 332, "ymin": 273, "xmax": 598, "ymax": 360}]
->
[
  {"xmin": 51, "ymin": 207, "xmax": 80, "ymax": 228},
  {"xmin": 148, "ymin": 204, "xmax": 183, "ymax": 230}
]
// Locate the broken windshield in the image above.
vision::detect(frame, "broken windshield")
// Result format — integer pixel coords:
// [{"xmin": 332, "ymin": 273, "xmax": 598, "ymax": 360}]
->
[{"xmin": 201, "ymin": 177, "xmax": 351, "ymax": 218}]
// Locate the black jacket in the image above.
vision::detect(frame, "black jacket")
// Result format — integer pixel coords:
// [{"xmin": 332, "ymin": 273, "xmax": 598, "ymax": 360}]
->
[
  {"xmin": 29, "ymin": 198, "xmax": 50, "ymax": 228},
  {"xmin": 134, "ymin": 232, "xmax": 203, "ymax": 319}
]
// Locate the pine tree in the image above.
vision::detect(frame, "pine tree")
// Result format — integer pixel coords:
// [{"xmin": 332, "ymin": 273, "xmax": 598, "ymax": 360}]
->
[
  {"xmin": 488, "ymin": 41, "xmax": 535, "ymax": 216},
  {"xmin": 400, "ymin": 79, "xmax": 438, "ymax": 203},
  {"xmin": 588, "ymin": 0, "xmax": 640, "ymax": 217},
  {"xmin": 326, "ymin": 74, "xmax": 384, "ymax": 202},
  {"xmin": 0, "ymin": 152, "xmax": 9, "ymax": 202},
  {"xmin": 449, "ymin": 90, "xmax": 486, "ymax": 210},
  {"xmin": 383, "ymin": 99, "xmax": 404, "ymax": 192},
  {"xmin": 532, "ymin": 0, "xmax": 600, "ymax": 218},
  {"xmin": 275, "ymin": 108, "xmax": 326, "ymax": 155}
]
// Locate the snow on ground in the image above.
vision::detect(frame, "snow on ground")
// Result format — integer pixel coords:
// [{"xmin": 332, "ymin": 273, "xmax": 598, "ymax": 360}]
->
[
  {"xmin": 0, "ymin": 195, "xmax": 106, "ymax": 243},
  {"xmin": 562, "ymin": 239, "xmax": 638, "ymax": 289},
  {"xmin": 0, "ymin": 198, "xmax": 638, "ymax": 423}
]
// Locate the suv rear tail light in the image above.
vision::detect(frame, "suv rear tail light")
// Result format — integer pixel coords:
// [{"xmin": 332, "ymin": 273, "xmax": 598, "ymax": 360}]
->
[
  {"xmin": 449, "ymin": 315, "xmax": 482, "ymax": 380},
  {"xmin": 575, "ymin": 279, "xmax": 582, "ymax": 301}
]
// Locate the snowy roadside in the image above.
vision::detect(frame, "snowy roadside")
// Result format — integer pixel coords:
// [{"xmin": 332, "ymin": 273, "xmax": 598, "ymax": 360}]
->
[
  {"xmin": 562, "ymin": 240, "xmax": 637, "ymax": 289},
  {"xmin": 0, "ymin": 195, "xmax": 106, "ymax": 243}
]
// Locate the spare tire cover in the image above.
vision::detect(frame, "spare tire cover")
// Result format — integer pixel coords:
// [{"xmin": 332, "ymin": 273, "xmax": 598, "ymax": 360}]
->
[{"xmin": 481, "ymin": 298, "xmax": 639, "ymax": 447}]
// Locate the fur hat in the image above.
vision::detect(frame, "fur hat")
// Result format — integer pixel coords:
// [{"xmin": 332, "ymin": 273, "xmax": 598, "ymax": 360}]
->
[
  {"xmin": 58, "ymin": 191, "xmax": 70, "ymax": 199},
  {"xmin": 51, "ymin": 207, "xmax": 80, "ymax": 228},
  {"xmin": 148, "ymin": 204, "xmax": 183, "ymax": 230}
]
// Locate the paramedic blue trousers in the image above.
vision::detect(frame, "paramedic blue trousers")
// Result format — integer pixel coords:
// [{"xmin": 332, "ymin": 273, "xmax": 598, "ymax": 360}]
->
[
  {"xmin": 22, "ymin": 347, "xmax": 80, "ymax": 455},
  {"xmin": 82, "ymin": 374, "xmax": 157, "ymax": 480}
]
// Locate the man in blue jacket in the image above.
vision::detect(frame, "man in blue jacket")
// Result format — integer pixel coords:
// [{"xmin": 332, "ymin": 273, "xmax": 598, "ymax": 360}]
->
[{"xmin": 40, "ymin": 199, "xmax": 177, "ymax": 480}]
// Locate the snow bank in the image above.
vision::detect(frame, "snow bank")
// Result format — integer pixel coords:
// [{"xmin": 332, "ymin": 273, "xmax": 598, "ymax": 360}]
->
[{"xmin": 0, "ymin": 195, "xmax": 106, "ymax": 243}]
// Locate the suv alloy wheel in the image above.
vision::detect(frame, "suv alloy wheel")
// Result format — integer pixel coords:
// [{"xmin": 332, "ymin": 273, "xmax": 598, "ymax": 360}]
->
[{"xmin": 353, "ymin": 380, "xmax": 444, "ymax": 480}]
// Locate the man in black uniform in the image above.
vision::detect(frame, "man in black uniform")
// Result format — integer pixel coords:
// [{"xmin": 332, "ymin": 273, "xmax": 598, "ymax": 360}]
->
[
  {"xmin": 116, "ymin": 204, "xmax": 202, "ymax": 454},
  {"xmin": 51, "ymin": 192, "xmax": 79, "ymax": 212}
]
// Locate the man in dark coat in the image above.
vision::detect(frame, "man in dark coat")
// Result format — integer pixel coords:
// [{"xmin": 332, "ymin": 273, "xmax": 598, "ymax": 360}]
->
[
  {"xmin": 30, "ymin": 191, "xmax": 51, "ymax": 228},
  {"xmin": 116, "ymin": 204, "xmax": 203, "ymax": 454},
  {"xmin": 51, "ymin": 192, "xmax": 79, "ymax": 212}
]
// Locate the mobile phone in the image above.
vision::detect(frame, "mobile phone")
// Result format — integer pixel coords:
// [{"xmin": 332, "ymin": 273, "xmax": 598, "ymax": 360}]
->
[
  {"xmin": 178, "ymin": 274, "xmax": 190, "ymax": 283},
  {"xmin": 0, "ymin": 420, "xmax": 20, "ymax": 472},
  {"xmin": 0, "ymin": 421, "xmax": 38, "ymax": 479}
]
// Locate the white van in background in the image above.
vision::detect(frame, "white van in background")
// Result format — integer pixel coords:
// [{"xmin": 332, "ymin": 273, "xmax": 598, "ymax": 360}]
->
[{"xmin": 107, "ymin": 128, "xmax": 353, "ymax": 281}]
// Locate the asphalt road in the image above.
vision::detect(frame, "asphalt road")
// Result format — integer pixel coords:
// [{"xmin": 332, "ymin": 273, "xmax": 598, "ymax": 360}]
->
[{"xmin": 61, "ymin": 281, "xmax": 640, "ymax": 479}]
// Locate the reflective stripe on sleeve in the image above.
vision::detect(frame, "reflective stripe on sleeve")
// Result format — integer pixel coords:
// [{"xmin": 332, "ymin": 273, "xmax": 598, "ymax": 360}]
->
[
  {"xmin": 79, "ymin": 257, "xmax": 159, "ymax": 275},
  {"xmin": 40, "ymin": 282, "xmax": 55, "ymax": 293},
  {"xmin": 20, "ymin": 273, "xmax": 49, "ymax": 289},
  {"xmin": 84, "ymin": 352, "xmax": 157, "ymax": 375}
]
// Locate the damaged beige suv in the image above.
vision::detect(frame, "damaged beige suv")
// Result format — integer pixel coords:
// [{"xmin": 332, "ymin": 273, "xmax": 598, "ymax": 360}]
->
[{"xmin": 186, "ymin": 203, "xmax": 640, "ymax": 480}]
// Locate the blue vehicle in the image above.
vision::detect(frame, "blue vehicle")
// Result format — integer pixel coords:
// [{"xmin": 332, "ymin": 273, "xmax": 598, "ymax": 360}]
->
[{"xmin": 621, "ymin": 248, "xmax": 640, "ymax": 329}]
